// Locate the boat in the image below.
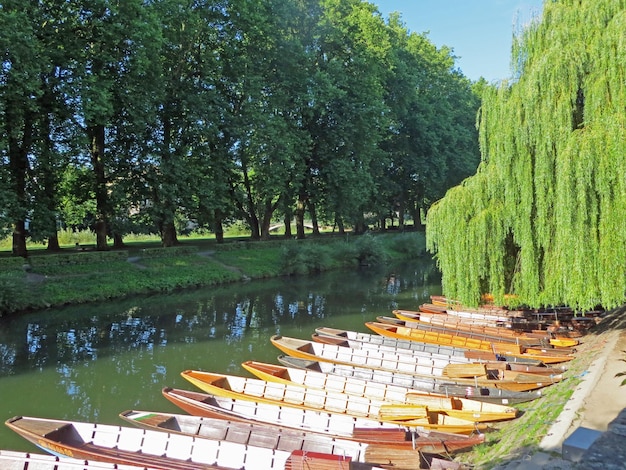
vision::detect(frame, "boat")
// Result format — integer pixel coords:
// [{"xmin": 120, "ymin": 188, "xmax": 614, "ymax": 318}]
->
[
  {"xmin": 390, "ymin": 311, "xmax": 580, "ymax": 349},
  {"xmin": 270, "ymin": 335, "xmax": 562, "ymax": 392},
  {"xmin": 277, "ymin": 355, "xmax": 543, "ymax": 405},
  {"xmin": 181, "ymin": 369, "xmax": 489, "ymax": 434},
  {"xmin": 161, "ymin": 387, "xmax": 486, "ymax": 453},
  {"xmin": 426, "ymin": 296, "xmax": 600, "ymax": 335},
  {"xmin": 365, "ymin": 320, "xmax": 575, "ymax": 365},
  {"xmin": 0, "ymin": 449, "xmax": 146, "ymax": 469},
  {"xmin": 119, "ymin": 410, "xmax": 462, "ymax": 470},
  {"xmin": 312, "ymin": 328, "xmax": 566, "ymax": 375},
  {"xmin": 241, "ymin": 360, "xmax": 519, "ymax": 422},
  {"xmin": 314, "ymin": 326, "xmax": 553, "ymax": 366},
  {"xmin": 6, "ymin": 415, "xmax": 361, "ymax": 470}
]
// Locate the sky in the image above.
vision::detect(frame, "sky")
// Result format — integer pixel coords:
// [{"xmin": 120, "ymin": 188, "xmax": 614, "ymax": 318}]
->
[{"xmin": 370, "ymin": 0, "xmax": 544, "ymax": 82}]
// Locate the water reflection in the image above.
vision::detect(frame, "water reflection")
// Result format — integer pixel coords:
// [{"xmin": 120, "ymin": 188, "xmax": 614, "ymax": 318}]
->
[{"xmin": 0, "ymin": 259, "xmax": 441, "ymax": 451}]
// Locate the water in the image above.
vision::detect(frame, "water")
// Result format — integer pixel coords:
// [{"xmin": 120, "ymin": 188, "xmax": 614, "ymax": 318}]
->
[{"xmin": 0, "ymin": 258, "xmax": 441, "ymax": 452}]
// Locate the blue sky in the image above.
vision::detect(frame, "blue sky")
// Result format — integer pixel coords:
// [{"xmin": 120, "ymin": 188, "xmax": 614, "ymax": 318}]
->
[{"xmin": 370, "ymin": 0, "xmax": 544, "ymax": 82}]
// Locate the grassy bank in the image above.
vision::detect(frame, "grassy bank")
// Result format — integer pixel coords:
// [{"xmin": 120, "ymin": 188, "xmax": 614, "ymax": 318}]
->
[{"xmin": 0, "ymin": 232, "xmax": 427, "ymax": 317}]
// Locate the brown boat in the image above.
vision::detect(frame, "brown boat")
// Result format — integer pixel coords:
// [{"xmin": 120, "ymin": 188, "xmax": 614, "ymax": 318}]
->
[
  {"xmin": 271, "ymin": 334, "xmax": 562, "ymax": 392},
  {"xmin": 366, "ymin": 320, "xmax": 575, "ymax": 365},
  {"xmin": 161, "ymin": 387, "xmax": 486, "ymax": 454},
  {"xmin": 6, "ymin": 415, "xmax": 359, "ymax": 470}
]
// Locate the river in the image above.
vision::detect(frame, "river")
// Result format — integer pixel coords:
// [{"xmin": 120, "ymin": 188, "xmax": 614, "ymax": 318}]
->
[{"xmin": 0, "ymin": 258, "xmax": 441, "ymax": 452}]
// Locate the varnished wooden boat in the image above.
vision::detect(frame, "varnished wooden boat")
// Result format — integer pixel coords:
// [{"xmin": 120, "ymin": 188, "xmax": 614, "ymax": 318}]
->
[
  {"xmin": 390, "ymin": 311, "xmax": 579, "ymax": 349},
  {"xmin": 0, "ymin": 449, "xmax": 145, "ymax": 469},
  {"xmin": 119, "ymin": 410, "xmax": 465, "ymax": 470},
  {"xmin": 6, "ymin": 415, "xmax": 355, "ymax": 470},
  {"xmin": 366, "ymin": 320, "xmax": 575, "ymax": 365},
  {"xmin": 271, "ymin": 335, "xmax": 562, "ymax": 392},
  {"xmin": 161, "ymin": 387, "xmax": 486, "ymax": 454},
  {"xmin": 277, "ymin": 355, "xmax": 543, "ymax": 405},
  {"xmin": 315, "ymin": 326, "xmax": 550, "ymax": 366},
  {"xmin": 426, "ymin": 296, "xmax": 599, "ymax": 335},
  {"xmin": 312, "ymin": 328, "xmax": 566, "ymax": 375},
  {"xmin": 181, "ymin": 369, "xmax": 489, "ymax": 434},
  {"xmin": 241, "ymin": 360, "xmax": 518, "ymax": 423}
]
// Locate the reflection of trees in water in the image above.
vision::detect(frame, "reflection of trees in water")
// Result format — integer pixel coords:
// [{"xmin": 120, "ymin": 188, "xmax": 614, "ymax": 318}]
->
[{"xmin": 0, "ymin": 260, "xmax": 440, "ymax": 379}]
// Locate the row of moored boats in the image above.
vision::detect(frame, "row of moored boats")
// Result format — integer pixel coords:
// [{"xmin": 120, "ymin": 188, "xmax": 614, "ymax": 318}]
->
[{"xmin": 4, "ymin": 296, "xmax": 598, "ymax": 469}]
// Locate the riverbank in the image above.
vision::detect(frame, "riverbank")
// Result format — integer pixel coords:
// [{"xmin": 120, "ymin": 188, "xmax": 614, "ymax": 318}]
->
[
  {"xmin": 463, "ymin": 306, "xmax": 626, "ymax": 469},
  {"xmin": 0, "ymin": 232, "xmax": 428, "ymax": 316}
]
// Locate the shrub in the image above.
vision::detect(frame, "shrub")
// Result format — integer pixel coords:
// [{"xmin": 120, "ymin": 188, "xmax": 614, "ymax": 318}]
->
[
  {"xmin": 0, "ymin": 272, "xmax": 33, "ymax": 316},
  {"xmin": 353, "ymin": 234, "xmax": 388, "ymax": 266},
  {"xmin": 386, "ymin": 232, "xmax": 427, "ymax": 256}
]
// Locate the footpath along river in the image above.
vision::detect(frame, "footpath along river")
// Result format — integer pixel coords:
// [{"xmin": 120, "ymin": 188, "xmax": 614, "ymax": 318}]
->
[{"xmin": 0, "ymin": 258, "xmax": 442, "ymax": 453}]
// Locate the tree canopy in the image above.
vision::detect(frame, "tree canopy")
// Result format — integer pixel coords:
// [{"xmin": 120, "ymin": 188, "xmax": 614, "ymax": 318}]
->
[
  {"xmin": 426, "ymin": 0, "xmax": 626, "ymax": 311},
  {"xmin": 0, "ymin": 0, "xmax": 480, "ymax": 256}
]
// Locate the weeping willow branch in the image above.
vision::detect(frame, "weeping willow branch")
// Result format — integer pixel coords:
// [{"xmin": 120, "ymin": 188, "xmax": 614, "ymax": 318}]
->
[{"xmin": 426, "ymin": 0, "xmax": 626, "ymax": 311}]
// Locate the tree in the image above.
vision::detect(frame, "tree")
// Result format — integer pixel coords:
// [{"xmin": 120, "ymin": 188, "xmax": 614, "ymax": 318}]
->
[
  {"xmin": 380, "ymin": 13, "xmax": 480, "ymax": 231},
  {"xmin": 66, "ymin": 0, "xmax": 161, "ymax": 250},
  {"xmin": 426, "ymin": 0, "xmax": 626, "ymax": 311},
  {"xmin": 0, "ymin": 3, "xmax": 44, "ymax": 257}
]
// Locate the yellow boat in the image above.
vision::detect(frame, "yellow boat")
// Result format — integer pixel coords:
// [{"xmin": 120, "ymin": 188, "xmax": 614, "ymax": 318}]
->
[
  {"xmin": 270, "ymin": 335, "xmax": 563, "ymax": 392},
  {"xmin": 242, "ymin": 360, "xmax": 519, "ymax": 423},
  {"xmin": 181, "ymin": 369, "xmax": 490, "ymax": 435},
  {"xmin": 366, "ymin": 320, "xmax": 575, "ymax": 365}
]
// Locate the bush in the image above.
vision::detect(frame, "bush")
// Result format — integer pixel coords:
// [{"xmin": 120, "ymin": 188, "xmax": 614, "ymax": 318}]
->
[
  {"xmin": 353, "ymin": 234, "xmax": 388, "ymax": 266},
  {"xmin": 385, "ymin": 232, "xmax": 427, "ymax": 256},
  {"xmin": 0, "ymin": 272, "xmax": 33, "ymax": 317},
  {"xmin": 281, "ymin": 243, "xmax": 336, "ymax": 275}
]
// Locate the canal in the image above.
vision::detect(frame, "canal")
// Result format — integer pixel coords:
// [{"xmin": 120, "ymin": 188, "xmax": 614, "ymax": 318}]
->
[{"xmin": 0, "ymin": 257, "xmax": 441, "ymax": 452}]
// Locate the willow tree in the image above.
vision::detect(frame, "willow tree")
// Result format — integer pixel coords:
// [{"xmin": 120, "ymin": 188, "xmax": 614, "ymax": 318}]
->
[{"xmin": 426, "ymin": 0, "xmax": 626, "ymax": 311}]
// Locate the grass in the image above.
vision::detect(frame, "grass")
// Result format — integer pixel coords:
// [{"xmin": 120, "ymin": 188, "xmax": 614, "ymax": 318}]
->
[
  {"xmin": 456, "ymin": 339, "xmax": 597, "ymax": 469},
  {"xmin": 0, "ymin": 230, "xmax": 428, "ymax": 317}
]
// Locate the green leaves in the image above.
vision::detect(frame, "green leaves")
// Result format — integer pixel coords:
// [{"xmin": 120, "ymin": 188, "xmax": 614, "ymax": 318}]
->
[{"xmin": 427, "ymin": 0, "xmax": 626, "ymax": 311}]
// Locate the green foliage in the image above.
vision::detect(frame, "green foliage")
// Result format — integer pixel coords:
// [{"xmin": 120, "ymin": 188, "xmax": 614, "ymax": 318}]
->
[
  {"xmin": 280, "ymin": 243, "xmax": 338, "ymax": 275},
  {"xmin": 352, "ymin": 233, "xmax": 388, "ymax": 266},
  {"xmin": 427, "ymin": 0, "xmax": 626, "ymax": 310},
  {"xmin": 0, "ymin": 272, "xmax": 32, "ymax": 316},
  {"xmin": 28, "ymin": 251, "xmax": 129, "ymax": 269},
  {"xmin": 383, "ymin": 232, "xmax": 427, "ymax": 257}
]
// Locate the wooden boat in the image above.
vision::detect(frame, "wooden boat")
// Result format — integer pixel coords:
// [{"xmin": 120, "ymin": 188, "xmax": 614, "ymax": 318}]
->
[
  {"xmin": 390, "ymin": 311, "xmax": 579, "ymax": 349},
  {"xmin": 181, "ymin": 369, "xmax": 489, "ymax": 434},
  {"xmin": 271, "ymin": 335, "xmax": 562, "ymax": 392},
  {"xmin": 277, "ymin": 355, "xmax": 543, "ymax": 405},
  {"xmin": 120, "ymin": 410, "xmax": 391, "ymax": 468},
  {"xmin": 161, "ymin": 387, "xmax": 486, "ymax": 453},
  {"xmin": 315, "ymin": 326, "xmax": 552, "ymax": 366},
  {"xmin": 426, "ymin": 296, "xmax": 600, "ymax": 335},
  {"xmin": 6, "ymin": 415, "xmax": 360, "ymax": 470},
  {"xmin": 365, "ymin": 321, "xmax": 575, "ymax": 365},
  {"xmin": 312, "ymin": 328, "xmax": 566, "ymax": 375},
  {"xmin": 241, "ymin": 360, "xmax": 519, "ymax": 422},
  {"xmin": 0, "ymin": 449, "xmax": 146, "ymax": 469},
  {"xmin": 119, "ymin": 410, "xmax": 465, "ymax": 470}
]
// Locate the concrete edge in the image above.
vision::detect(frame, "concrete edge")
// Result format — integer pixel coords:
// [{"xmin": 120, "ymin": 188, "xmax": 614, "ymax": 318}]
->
[{"xmin": 538, "ymin": 330, "xmax": 619, "ymax": 452}]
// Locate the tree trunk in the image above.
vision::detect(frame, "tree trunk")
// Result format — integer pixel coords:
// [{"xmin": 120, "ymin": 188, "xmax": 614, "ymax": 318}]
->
[
  {"xmin": 47, "ymin": 233, "xmax": 61, "ymax": 251},
  {"xmin": 307, "ymin": 200, "xmax": 320, "ymax": 236},
  {"xmin": 214, "ymin": 209, "xmax": 224, "ymax": 243},
  {"xmin": 295, "ymin": 193, "xmax": 306, "ymax": 240},
  {"xmin": 7, "ymin": 103, "xmax": 33, "ymax": 258},
  {"xmin": 112, "ymin": 232, "xmax": 125, "ymax": 249},
  {"xmin": 161, "ymin": 221, "xmax": 178, "ymax": 247},
  {"xmin": 336, "ymin": 216, "xmax": 345, "ymax": 235},
  {"xmin": 88, "ymin": 124, "xmax": 109, "ymax": 251},
  {"xmin": 12, "ymin": 221, "xmax": 28, "ymax": 258},
  {"xmin": 283, "ymin": 212, "xmax": 292, "ymax": 239}
]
